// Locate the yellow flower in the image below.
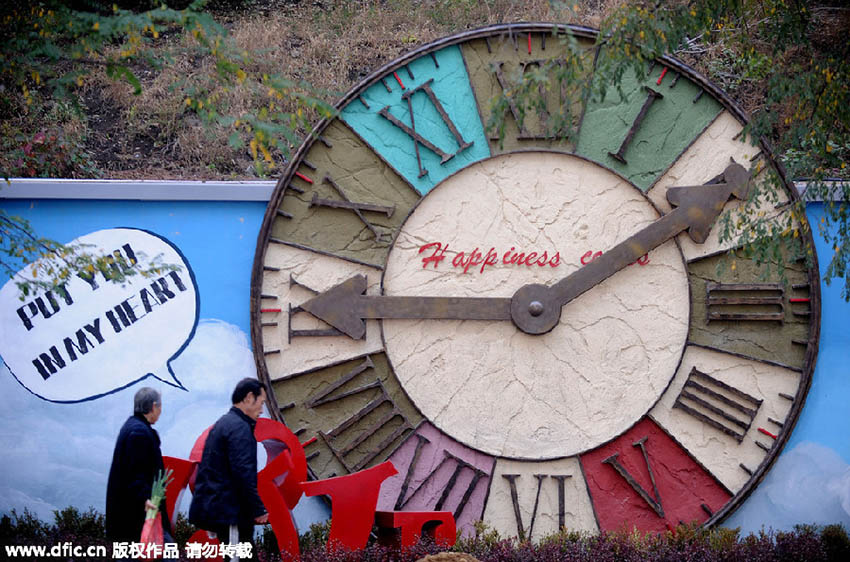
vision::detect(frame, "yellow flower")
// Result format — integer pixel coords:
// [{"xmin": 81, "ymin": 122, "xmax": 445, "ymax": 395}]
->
[{"xmin": 93, "ymin": 21, "xmax": 99, "ymax": 30}]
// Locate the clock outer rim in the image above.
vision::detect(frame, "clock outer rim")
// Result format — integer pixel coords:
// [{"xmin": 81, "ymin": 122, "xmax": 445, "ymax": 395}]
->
[{"xmin": 249, "ymin": 21, "xmax": 822, "ymax": 528}]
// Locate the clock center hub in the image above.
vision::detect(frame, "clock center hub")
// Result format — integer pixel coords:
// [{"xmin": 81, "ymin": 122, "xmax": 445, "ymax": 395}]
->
[{"xmin": 381, "ymin": 152, "xmax": 690, "ymax": 460}]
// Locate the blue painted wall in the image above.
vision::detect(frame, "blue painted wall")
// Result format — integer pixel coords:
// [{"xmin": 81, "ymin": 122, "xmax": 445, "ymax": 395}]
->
[
  {"xmin": 726, "ymin": 202, "xmax": 850, "ymax": 533},
  {"xmin": 1, "ymin": 197, "xmax": 847, "ymax": 534},
  {"xmin": 0, "ymin": 198, "xmax": 330, "ymax": 532}
]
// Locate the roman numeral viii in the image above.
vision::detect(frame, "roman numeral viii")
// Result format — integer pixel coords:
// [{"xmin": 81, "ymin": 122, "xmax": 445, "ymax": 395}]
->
[
  {"xmin": 393, "ymin": 433, "xmax": 488, "ymax": 522},
  {"xmin": 305, "ymin": 356, "xmax": 414, "ymax": 472}
]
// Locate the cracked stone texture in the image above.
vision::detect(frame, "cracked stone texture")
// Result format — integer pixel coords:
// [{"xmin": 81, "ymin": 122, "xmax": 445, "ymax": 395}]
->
[
  {"xmin": 270, "ymin": 119, "xmax": 420, "ymax": 267},
  {"xmin": 381, "ymin": 152, "xmax": 689, "ymax": 459},
  {"xmin": 376, "ymin": 422, "xmax": 496, "ymax": 535},
  {"xmin": 483, "ymin": 456, "xmax": 598, "ymax": 537},
  {"xmin": 462, "ymin": 33, "xmax": 595, "ymax": 155},
  {"xmin": 687, "ymin": 249, "xmax": 811, "ymax": 369},
  {"xmin": 261, "ymin": 243, "xmax": 384, "ymax": 379},
  {"xmin": 575, "ymin": 58, "xmax": 722, "ymax": 192},
  {"xmin": 650, "ymin": 345, "xmax": 801, "ymax": 494},
  {"xmin": 646, "ymin": 111, "xmax": 792, "ymax": 261},
  {"xmin": 341, "ymin": 44, "xmax": 491, "ymax": 195},
  {"xmin": 580, "ymin": 417, "xmax": 732, "ymax": 533}
]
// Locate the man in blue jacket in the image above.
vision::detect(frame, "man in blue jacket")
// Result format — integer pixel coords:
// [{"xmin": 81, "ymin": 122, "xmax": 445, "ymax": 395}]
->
[
  {"xmin": 190, "ymin": 378, "xmax": 269, "ymax": 559},
  {"xmin": 106, "ymin": 387, "xmax": 173, "ymax": 544}
]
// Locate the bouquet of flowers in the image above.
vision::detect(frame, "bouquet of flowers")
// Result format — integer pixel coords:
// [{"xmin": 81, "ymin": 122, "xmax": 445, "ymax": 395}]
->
[{"xmin": 140, "ymin": 469, "xmax": 173, "ymax": 558}]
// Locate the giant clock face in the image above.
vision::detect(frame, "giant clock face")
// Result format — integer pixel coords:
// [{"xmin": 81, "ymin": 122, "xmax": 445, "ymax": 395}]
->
[{"xmin": 251, "ymin": 24, "xmax": 819, "ymax": 539}]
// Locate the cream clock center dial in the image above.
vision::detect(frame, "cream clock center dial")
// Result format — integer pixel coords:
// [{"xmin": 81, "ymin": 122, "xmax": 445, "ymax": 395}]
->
[{"xmin": 381, "ymin": 152, "xmax": 690, "ymax": 459}]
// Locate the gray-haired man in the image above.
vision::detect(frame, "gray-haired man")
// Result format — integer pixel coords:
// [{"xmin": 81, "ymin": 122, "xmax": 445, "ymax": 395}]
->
[{"xmin": 106, "ymin": 387, "xmax": 173, "ymax": 548}]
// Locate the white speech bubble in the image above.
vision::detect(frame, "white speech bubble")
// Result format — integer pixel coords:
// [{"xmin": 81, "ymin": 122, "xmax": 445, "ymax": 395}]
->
[{"xmin": 0, "ymin": 228, "xmax": 198, "ymax": 402}]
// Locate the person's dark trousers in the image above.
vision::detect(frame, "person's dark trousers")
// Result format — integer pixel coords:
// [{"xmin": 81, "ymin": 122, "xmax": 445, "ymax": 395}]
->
[{"xmin": 210, "ymin": 523, "xmax": 258, "ymax": 562}]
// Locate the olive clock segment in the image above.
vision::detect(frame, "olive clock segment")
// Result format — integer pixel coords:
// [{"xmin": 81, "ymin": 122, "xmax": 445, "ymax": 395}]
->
[{"xmin": 251, "ymin": 24, "xmax": 819, "ymax": 539}]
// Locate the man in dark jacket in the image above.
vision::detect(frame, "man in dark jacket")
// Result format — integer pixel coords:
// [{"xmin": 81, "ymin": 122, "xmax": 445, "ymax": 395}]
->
[
  {"xmin": 190, "ymin": 378, "xmax": 269, "ymax": 558},
  {"xmin": 106, "ymin": 387, "xmax": 173, "ymax": 543}
]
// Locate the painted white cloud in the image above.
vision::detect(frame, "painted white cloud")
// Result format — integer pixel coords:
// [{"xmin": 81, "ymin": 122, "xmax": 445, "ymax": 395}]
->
[
  {"xmin": 725, "ymin": 441, "xmax": 850, "ymax": 533},
  {"xmin": 0, "ymin": 319, "xmax": 256, "ymax": 523}
]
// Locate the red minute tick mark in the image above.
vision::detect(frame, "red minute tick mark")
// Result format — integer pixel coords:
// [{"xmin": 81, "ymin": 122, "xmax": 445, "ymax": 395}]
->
[
  {"xmin": 656, "ymin": 67, "xmax": 668, "ymax": 85},
  {"xmin": 758, "ymin": 427, "xmax": 777, "ymax": 439},
  {"xmin": 393, "ymin": 71, "xmax": 405, "ymax": 90},
  {"xmin": 294, "ymin": 171, "xmax": 313, "ymax": 184}
]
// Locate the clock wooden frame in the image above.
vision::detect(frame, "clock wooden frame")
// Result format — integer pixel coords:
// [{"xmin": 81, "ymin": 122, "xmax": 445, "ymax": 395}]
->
[{"xmin": 250, "ymin": 23, "xmax": 820, "ymax": 537}]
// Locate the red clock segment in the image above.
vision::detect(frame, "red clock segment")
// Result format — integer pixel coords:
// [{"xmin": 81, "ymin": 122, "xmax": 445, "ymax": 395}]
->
[{"xmin": 581, "ymin": 417, "xmax": 731, "ymax": 533}]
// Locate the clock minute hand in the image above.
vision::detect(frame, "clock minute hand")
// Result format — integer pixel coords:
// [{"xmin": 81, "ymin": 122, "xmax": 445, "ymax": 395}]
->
[
  {"xmin": 554, "ymin": 161, "xmax": 750, "ymax": 305},
  {"xmin": 299, "ymin": 274, "xmax": 512, "ymax": 340},
  {"xmin": 510, "ymin": 161, "xmax": 751, "ymax": 335}
]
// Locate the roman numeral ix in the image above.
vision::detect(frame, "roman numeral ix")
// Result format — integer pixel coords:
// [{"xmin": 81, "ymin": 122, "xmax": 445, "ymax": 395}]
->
[{"xmin": 306, "ymin": 356, "xmax": 414, "ymax": 473}]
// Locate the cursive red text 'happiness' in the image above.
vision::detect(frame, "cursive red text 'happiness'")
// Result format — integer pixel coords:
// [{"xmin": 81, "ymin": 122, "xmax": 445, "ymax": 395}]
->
[{"xmin": 419, "ymin": 242, "xmax": 561, "ymax": 274}]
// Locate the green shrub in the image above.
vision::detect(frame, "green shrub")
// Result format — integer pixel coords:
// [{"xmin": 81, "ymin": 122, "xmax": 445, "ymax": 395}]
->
[{"xmin": 821, "ymin": 524, "xmax": 850, "ymax": 562}]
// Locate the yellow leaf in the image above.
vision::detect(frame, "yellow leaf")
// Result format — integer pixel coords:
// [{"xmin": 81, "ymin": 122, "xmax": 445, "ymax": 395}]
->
[
  {"xmin": 250, "ymin": 139, "xmax": 258, "ymax": 160},
  {"xmin": 260, "ymin": 143, "xmax": 273, "ymax": 164}
]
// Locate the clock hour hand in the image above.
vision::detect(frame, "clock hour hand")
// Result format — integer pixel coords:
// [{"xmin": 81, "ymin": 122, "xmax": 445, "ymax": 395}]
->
[
  {"xmin": 510, "ymin": 161, "xmax": 752, "ymax": 335},
  {"xmin": 299, "ymin": 274, "xmax": 512, "ymax": 340}
]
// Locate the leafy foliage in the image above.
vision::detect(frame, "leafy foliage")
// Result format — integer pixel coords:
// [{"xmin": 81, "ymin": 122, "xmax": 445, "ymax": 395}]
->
[
  {"xmin": 496, "ymin": 1, "xmax": 849, "ymax": 296},
  {"xmin": 0, "ymin": 211, "xmax": 177, "ymax": 299},
  {"xmin": 0, "ymin": 0, "xmax": 334, "ymax": 177},
  {"xmin": 1, "ymin": 0, "xmax": 334, "ymax": 296},
  {"xmin": 3, "ymin": 129, "xmax": 98, "ymax": 178}
]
